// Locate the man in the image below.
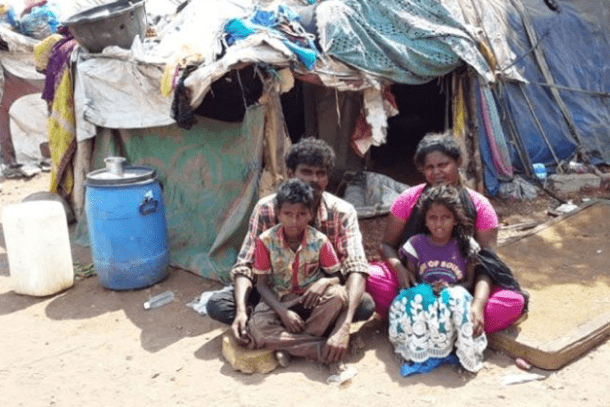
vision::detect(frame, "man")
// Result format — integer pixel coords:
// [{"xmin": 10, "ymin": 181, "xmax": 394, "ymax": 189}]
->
[{"xmin": 207, "ymin": 137, "xmax": 375, "ymax": 364}]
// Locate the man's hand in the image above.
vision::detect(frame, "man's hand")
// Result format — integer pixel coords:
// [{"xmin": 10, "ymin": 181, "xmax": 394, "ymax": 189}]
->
[
  {"xmin": 301, "ymin": 279, "xmax": 330, "ymax": 309},
  {"xmin": 231, "ymin": 309, "xmax": 250, "ymax": 346},
  {"xmin": 322, "ymin": 323, "xmax": 349, "ymax": 364},
  {"xmin": 470, "ymin": 299, "xmax": 486, "ymax": 337}
]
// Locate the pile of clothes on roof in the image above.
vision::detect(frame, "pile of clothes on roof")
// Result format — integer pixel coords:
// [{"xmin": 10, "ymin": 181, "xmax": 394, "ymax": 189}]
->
[{"xmin": 0, "ymin": 0, "xmax": 60, "ymax": 40}]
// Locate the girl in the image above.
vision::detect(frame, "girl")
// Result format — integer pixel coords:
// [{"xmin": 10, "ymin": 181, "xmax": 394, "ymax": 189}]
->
[{"xmin": 388, "ymin": 184, "xmax": 487, "ymax": 373}]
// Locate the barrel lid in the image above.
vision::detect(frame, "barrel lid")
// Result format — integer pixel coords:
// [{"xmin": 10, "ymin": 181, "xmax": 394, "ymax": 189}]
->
[{"xmin": 86, "ymin": 165, "xmax": 156, "ymax": 186}]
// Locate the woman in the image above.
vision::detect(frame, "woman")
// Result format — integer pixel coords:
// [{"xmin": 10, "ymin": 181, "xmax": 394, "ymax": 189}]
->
[{"xmin": 366, "ymin": 131, "xmax": 526, "ymax": 336}]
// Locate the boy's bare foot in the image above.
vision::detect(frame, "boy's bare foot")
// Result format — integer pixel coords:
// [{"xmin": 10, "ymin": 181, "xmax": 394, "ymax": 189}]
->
[{"xmin": 275, "ymin": 350, "xmax": 290, "ymax": 368}]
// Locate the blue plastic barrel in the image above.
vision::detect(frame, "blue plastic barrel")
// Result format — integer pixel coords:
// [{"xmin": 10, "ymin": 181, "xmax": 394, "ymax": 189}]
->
[{"xmin": 85, "ymin": 157, "xmax": 170, "ymax": 290}]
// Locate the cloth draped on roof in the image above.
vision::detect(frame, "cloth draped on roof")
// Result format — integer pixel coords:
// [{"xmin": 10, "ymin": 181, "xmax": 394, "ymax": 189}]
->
[
  {"xmin": 224, "ymin": 5, "xmax": 318, "ymax": 69},
  {"xmin": 39, "ymin": 29, "xmax": 76, "ymax": 102},
  {"xmin": 316, "ymin": 0, "xmax": 495, "ymax": 84},
  {"xmin": 48, "ymin": 69, "xmax": 76, "ymax": 197}
]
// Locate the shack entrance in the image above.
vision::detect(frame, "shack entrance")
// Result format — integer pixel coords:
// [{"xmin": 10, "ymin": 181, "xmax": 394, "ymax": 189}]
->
[
  {"xmin": 370, "ymin": 79, "xmax": 449, "ymax": 187},
  {"xmin": 280, "ymin": 78, "xmax": 450, "ymax": 190}
]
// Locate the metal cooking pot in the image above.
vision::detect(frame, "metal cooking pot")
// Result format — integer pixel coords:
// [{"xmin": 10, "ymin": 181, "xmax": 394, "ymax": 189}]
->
[{"xmin": 62, "ymin": 0, "xmax": 147, "ymax": 53}]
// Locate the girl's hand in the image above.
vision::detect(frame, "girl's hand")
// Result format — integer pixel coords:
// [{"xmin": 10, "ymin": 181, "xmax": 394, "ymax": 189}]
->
[
  {"xmin": 279, "ymin": 309, "xmax": 305, "ymax": 333},
  {"xmin": 431, "ymin": 280, "xmax": 449, "ymax": 295},
  {"xmin": 470, "ymin": 298, "xmax": 486, "ymax": 337}
]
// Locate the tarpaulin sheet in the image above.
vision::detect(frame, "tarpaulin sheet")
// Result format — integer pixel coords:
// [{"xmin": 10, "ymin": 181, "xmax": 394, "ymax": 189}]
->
[
  {"xmin": 501, "ymin": 0, "xmax": 610, "ymax": 170},
  {"xmin": 75, "ymin": 105, "xmax": 265, "ymax": 283},
  {"xmin": 316, "ymin": 0, "xmax": 495, "ymax": 84}
]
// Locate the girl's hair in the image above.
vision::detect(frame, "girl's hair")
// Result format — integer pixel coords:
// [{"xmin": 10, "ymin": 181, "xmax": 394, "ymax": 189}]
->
[
  {"xmin": 285, "ymin": 137, "xmax": 336, "ymax": 172},
  {"xmin": 274, "ymin": 178, "xmax": 316, "ymax": 213},
  {"xmin": 413, "ymin": 131, "xmax": 462, "ymax": 171},
  {"xmin": 416, "ymin": 184, "xmax": 474, "ymax": 260}
]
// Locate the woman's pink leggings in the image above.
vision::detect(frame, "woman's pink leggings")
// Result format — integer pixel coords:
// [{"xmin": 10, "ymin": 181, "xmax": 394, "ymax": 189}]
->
[{"xmin": 366, "ymin": 262, "xmax": 526, "ymax": 334}]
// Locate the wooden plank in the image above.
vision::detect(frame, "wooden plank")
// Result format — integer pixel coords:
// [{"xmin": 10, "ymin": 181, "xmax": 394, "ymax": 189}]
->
[
  {"xmin": 490, "ymin": 200, "xmax": 610, "ymax": 370},
  {"xmin": 489, "ymin": 311, "xmax": 610, "ymax": 370}
]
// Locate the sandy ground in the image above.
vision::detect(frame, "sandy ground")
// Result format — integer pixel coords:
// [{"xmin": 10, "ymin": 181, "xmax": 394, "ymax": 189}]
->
[{"xmin": 1, "ymin": 172, "xmax": 610, "ymax": 407}]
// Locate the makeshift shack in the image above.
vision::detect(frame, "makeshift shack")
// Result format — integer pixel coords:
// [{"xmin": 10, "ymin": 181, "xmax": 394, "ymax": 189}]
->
[{"xmin": 2, "ymin": 0, "xmax": 609, "ymax": 282}]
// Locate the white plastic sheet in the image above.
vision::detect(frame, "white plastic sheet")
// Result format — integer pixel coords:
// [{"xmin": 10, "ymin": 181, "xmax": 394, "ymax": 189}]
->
[{"xmin": 9, "ymin": 93, "xmax": 48, "ymax": 165}]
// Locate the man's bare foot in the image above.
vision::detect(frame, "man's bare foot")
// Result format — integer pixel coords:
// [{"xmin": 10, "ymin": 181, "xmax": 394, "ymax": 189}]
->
[
  {"xmin": 328, "ymin": 361, "xmax": 347, "ymax": 376},
  {"xmin": 275, "ymin": 350, "xmax": 290, "ymax": 368}
]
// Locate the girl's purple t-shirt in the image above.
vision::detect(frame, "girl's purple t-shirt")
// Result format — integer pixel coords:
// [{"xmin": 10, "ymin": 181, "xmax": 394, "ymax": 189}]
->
[
  {"xmin": 399, "ymin": 234, "xmax": 467, "ymax": 284},
  {"xmin": 390, "ymin": 184, "xmax": 498, "ymax": 230}
]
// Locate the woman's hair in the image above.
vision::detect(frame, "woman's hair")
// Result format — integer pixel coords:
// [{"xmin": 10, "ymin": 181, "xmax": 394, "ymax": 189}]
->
[
  {"xmin": 285, "ymin": 137, "xmax": 336, "ymax": 172},
  {"xmin": 274, "ymin": 178, "xmax": 316, "ymax": 212},
  {"xmin": 416, "ymin": 184, "xmax": 474, "ymax": 260},
  {"xmin": 413, "ymin": 131, "xmax": 462, "ymax": 171}
]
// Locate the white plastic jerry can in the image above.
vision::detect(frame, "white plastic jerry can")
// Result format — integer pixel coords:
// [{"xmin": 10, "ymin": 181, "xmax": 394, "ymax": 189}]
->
[{"xmin": 2, "ymin": 201, "xmax": 74, "ymax": 296}]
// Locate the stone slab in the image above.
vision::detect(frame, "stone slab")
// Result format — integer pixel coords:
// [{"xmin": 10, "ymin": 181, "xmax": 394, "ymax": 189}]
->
[{"xmin": 547, "ymin": 173, "xmax": 600, "ymax": 193}]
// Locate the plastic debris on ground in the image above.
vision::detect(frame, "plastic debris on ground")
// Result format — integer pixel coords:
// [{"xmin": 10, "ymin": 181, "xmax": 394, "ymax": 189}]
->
[
  {"xmin": 327, "ymin": 364, "xmax": 358, "ymax": 385},
  {"xmin": 500, "ymin": 373, "xmax": 546, "ymax": 386},
  {"xmin": 188, "ymin": 285, "xmax": 233, "ymax": 315},
  {"xmin": 342, "ymin": 171, "xmax": 409, "ymax": 218},
  {"xmin": 144, "ymin": 290, "xmax": 175, "ymax": 310},
  {"xmin": 400, "ymin": 354, "xmax": 460, "ymax": 377},
  {"xmin": 497, "ymin": 177, "xmax": 538, "ymax": 201},
  {"xmin": 549, "ymin": 201, "xmax": 579, "ymax": 216},
  {"xmin": 73, "ymin": 262, "xmax": 96, "ymax": 278}
]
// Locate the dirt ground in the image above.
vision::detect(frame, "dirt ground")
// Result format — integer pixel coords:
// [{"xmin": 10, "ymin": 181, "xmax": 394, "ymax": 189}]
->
[{"xmin": 1, "ymin": 172, "xmax": 610, "ymax": 407}]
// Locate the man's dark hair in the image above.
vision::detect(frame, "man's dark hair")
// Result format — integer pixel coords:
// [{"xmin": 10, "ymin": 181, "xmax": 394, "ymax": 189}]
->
[
  {"xmin": 413, "ymin": 131, "xmax": 462, "ymax": 171},
  {"xmin": 285, "ymin": 137, "xmax": 336, "ymax": 172},
  {"xmin": 274, "ymin": 178, "xmax": 316, "ymax": 212}
]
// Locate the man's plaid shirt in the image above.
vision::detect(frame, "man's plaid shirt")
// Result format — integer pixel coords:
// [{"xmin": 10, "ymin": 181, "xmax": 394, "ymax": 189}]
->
[{"xmin": 231, "ymin": 192, "xmax": 369, "ymax": 281}]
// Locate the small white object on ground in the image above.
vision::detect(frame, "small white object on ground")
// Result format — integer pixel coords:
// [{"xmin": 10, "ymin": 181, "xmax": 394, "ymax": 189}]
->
[
  {"xmin": 500, "ymin": 373, "xmax": 545, "ymax": 386},
  {"xmin": 554, "ymin": 202, "xmax": 579, "ymax": 214},
  {"xmin": 144, "ymin": 291, "xmax": 175, "ymax": 310},
  {"xmin": 327, "ymin": 365, "xmax": 358, "ymax": 385}
]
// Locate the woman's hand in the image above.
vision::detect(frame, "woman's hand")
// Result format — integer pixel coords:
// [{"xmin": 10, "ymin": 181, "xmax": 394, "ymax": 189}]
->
[
  {"xmin": 470, "ymin": 298, "xmax": 486, "ymax": 337},
  {"xmin": 470, "ymin": 275, "xmax": 491, "ymax": 337},
  {"xmin": 397, "ymin": 263, "xmax": 418, "ymax": 290}
]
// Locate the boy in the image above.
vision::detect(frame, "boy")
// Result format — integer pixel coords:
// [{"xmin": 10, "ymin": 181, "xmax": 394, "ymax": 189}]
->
[
  {"xmin": 246, "ymin": 178, "xmax": 348, "ymax": 364},
  {"xmin": 207, "ymin": 137, "xmax": 374, "ymax": 364}
]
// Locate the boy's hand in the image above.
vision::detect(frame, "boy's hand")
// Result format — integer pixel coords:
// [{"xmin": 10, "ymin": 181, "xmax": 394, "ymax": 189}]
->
[{"xmin": 280, "ymin": 309, "xmax": 305, "ymax": 333}]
